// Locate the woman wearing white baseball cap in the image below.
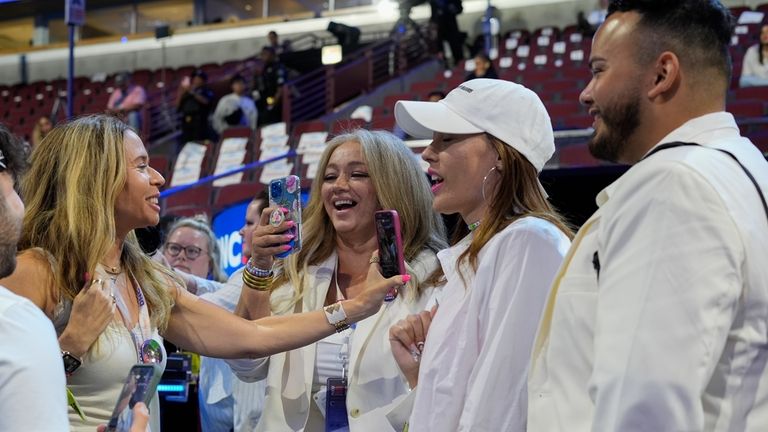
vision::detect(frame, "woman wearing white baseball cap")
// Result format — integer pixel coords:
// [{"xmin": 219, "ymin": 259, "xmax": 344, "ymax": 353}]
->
[{"xmin": 388, "ymin": 78, "xmax": 573, "ymax": 431}]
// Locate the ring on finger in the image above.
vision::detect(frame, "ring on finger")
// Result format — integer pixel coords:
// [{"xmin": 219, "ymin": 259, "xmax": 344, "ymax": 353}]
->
[
  {"xmin": 369, "ymin": 256, "xmax": 380, "ymax": 264},
  {"xmin": 416, "ymin": 341, "xmax": 425, "ymax": 351}
]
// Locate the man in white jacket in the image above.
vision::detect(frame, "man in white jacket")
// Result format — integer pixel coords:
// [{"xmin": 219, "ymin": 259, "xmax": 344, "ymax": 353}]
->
[{"xmin": 529, "ymin": 1, "xmax": 768, "ymax": 431}]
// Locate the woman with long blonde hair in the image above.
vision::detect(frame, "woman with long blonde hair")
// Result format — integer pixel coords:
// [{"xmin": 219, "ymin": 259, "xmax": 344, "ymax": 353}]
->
[
  {"xmin": 1, "ymin": 115, "xmax": 405, "ymax": 431},
  {"xmin": 231, "ymin": 129, "xmax": 447, "ymax": 431}
]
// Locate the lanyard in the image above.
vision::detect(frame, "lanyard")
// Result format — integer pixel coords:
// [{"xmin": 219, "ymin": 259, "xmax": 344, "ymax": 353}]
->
[
  {"xmin": 643, "ymin": 141, "xmax": 768, "ymax": 225},
  {"xmin": 111, "ymin": 270, "xmax": 153, "ymax": 363}
]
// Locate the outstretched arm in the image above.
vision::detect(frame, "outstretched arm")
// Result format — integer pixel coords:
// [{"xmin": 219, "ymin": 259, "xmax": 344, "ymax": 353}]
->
[{"xmin": 164, "ymin": 262, "xmax": 409, "ymax": 359}]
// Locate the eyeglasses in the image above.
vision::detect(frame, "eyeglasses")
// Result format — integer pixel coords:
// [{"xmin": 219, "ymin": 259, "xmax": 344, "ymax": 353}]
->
[{"xmin": 164, "ymin": 242, "xmax": 207, "ymax": 260}]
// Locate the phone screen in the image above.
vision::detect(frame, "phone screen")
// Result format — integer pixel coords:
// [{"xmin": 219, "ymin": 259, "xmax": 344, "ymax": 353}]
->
[
  {"xmin": 106, "ymin": 364, "xmax": 162, "ymax": 432},
  {"xmin": 375, "ymin": 210, "xmax": 405, "ymax": 279}
]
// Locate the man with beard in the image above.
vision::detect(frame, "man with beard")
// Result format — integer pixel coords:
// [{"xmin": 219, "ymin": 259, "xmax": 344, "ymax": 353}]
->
[
  {"xmin": 528, "ymin": 1, "xmax": 768, "ymax": 432},
  {"xmin": 0, "ymin": 125, "xmax": 149, "ymax": 431}
]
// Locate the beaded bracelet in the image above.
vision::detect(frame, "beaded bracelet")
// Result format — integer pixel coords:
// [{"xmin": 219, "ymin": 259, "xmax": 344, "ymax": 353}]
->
[
  {"xmin": 245, "ymin": 258, "xmax": 273, "ymax": 278},
  {"xmin": 323, "ymin": 302, "xmax": 350, "ymax": 333}
]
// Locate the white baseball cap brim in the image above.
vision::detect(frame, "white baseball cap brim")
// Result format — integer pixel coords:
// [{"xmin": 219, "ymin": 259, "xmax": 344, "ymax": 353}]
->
[{"xmin": 395, "ymin": 100, "xmax": 483, "ymax": 139}]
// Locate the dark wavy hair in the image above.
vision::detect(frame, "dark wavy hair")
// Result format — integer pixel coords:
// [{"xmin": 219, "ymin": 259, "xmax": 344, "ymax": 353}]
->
[{"xmin": 0, "ymin": 124, "xmax": 29, "ymax": 187}]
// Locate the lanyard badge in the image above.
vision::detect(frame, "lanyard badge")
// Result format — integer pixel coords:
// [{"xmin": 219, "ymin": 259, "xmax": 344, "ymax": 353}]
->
[{"xmin": 325, "ymin": 327, "xmax": 353, "ymax": 432}]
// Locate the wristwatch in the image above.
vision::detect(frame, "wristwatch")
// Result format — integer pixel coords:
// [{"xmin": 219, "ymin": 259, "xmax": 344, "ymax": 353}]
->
[{"xmin": 62, "ymin": 351, "xmax": 82, "ymax": 376}]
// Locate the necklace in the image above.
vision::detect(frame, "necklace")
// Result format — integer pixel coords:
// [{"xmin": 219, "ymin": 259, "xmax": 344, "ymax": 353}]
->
[
  {"xmin": 467, "ymin": 220, "xmax": 481, "ymax": 231},
  {"xmin": 101, "ymin": 262, "xmax": 122, "ymax": 276}
]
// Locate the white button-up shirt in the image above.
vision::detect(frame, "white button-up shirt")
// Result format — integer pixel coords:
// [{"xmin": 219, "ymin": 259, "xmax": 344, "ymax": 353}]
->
[
  {"xmin": 408, "ymin": 217, "xmax": 570, "ymax": 431},
  {"xmin": 528, "ymin": 112, "xmax": 768, "ymax": 432}
]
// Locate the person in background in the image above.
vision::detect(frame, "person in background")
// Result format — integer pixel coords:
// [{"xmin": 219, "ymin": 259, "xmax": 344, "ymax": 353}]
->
[
  {"xmin": 177, "ymin": 69, "xmax": 214, "ymax": 148},
  {"xmin": 389, "ymin": 78, "xmax": 572, "ymax": 431},
  {"xmin": 739, "ymin": 24, "xmax": 768, "ymax": 87},
  {"xmin": 1, "ymin": 114, "xmax": 407, "ymax": 431},
  {"xmin": 160, "ymin": 214, "xmax": 267, "ymax": 432},
  {"xmin": 31, "ymin": 115, "xmax": 53, "ymax": 147},
  {"xmin": 162, "ymin": 215, "xmax": 226, "ymax": 292},
  {"xmin": 267, "ymin": 30, "xmax": 291, "ymax": 54},
  {"xmin": 426, "ymin": 90, "xmax": 446, "ymax": 102},
  {"xmin": 430, "ymin": 0, "xmax": 465, "ymax": 65},
  {"xmin": 464, "ymin": 52, "xmax": 498, "ymax": 81},
  {"xmin": 212, "ymin": 75, "xmax": 258, "ymax": 135},
  {"xmin": 107, "ymin": 72, "xmax": 147, "ymax": 133},
  {"xmin": 528, "ymin": 1, "xmax": 768, "ymax": 431},
  {"xmin": 230, "ymin": 129, "xmax": 447, "ymax": 431},
  {"xmin": 254, "ymin": 47, "xmax": 286, "ymax": 126}
]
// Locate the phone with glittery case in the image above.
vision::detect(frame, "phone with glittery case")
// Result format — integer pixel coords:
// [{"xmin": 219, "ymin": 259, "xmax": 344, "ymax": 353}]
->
[{"xmin": 269, "ymin": 175, "xmax": 302, "ymax": 258}]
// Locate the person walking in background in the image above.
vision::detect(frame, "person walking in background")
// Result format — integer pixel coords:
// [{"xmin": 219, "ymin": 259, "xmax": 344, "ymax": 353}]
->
[
  {"xmin": 528, "ymin": 2, "xmax": 768, "ymax": 431},
  {"xmin": 212, "ymin": 74, "xmax": 258, "ymax": 135},
  {"xmin": 430, "ymin": 0, "xmax": 465, "ymax": 65},
  {"xmin": 388, "ymin": 78, "xmax": 572, "ymax": 431},
  {"xmin": 177, "ymin": 69, "xmax": 214, "ymax": 147},
  {"xmin": 254, "ymin": 47, "xmax": 286, "ymax": 126},
  {"xmin": 739, "ymin": 24, "xmax": 768, "ymax": 87},
  {"xmin": 107, "ymin": 71, "xmax": 147, "ymax": 132}
]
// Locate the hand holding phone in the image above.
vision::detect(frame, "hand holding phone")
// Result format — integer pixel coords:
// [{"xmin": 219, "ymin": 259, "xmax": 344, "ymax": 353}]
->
[
  {"xmin": 105, "ymin": 364, "xmax": 163, "ymax": 432},
  {"xmin": 269, "ymin": 175, "xmax": 303, "ymax": 258},
  {"xmin": 375, "ymin": 210, "xmax": 406, "ymax": 301}
]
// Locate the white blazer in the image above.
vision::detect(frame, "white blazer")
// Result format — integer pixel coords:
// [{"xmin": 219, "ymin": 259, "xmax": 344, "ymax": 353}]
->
[{"xmin": 230, "ymin": 250, "xmax": 439, "ymax": 432}]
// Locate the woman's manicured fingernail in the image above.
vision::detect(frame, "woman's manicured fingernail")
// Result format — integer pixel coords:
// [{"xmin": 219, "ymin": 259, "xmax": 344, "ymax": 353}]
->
[{"xmin": 402, "ymin": 274, "xmax": 411, "ymax": 283}]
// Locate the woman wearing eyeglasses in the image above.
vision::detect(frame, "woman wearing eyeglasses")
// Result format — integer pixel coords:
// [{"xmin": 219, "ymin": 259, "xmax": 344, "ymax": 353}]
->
[
  {"xmin": 0, "ymin": 115, "xmax": 406, "ymax": 431},
  {"xmin": 161, "ymin": 215, "xmax": 227, "ymax": 288}
]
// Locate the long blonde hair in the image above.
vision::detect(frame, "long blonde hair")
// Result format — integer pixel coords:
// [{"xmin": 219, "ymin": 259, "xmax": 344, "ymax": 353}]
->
[
  {"xmin": 272, "ymin": 129, "xmax": 446, "ymax": 312},
  {"xmin": 20, "ymin": 115, "xmax": 175, "ymax": 331}
]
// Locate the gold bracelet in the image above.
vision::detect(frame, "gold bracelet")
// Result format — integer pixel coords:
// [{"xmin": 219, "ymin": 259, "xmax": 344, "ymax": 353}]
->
[{"xmin": 242, "ymin": 270, "xmax": 273, "ymax": 291}]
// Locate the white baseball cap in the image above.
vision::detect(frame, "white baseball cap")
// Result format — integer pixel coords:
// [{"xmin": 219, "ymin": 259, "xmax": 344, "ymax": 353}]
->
[{"xmin": 394, "ymin": 78, "xmax": 555, "ymax": 172}]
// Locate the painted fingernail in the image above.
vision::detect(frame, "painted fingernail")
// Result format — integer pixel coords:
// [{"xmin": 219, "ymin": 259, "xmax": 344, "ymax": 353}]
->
[
  {"xmin": 285, "ymin": 221, "xmax": 296, "ymax": 228},
  {"xmin": 279, "ymin": 207, "xmax": 289, "ymax": 213},
  {"xmin": 401, "ymin": 274, "xmax": 411, "ymax": 283},
  {"xmin": 284, "ymin": 234, "xmax": 295, "ymax": 240},
  {"xmin": 282, "ymin": 245, "xmax": 292, "ymax": 251},
  {"xmin": 83, "ymin": 272, "xmax": 90, "ymax": 282}
]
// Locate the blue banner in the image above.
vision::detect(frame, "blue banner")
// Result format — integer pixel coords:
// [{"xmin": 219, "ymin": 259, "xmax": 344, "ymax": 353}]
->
[{"xmin": 213, "ymin": 202, "xmax": 249, "ymax": 276}]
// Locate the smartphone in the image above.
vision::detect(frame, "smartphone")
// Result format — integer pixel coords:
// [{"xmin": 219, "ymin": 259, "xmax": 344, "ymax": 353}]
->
[
  {"xmin": 269, "ymin": 175, "xmax": 302, "ymax": 258},
  {"xmin": 375, "ymin": 210, "xmax": 406, "ymax": 301},
  {"xmin": 106, "ymin": 364, "xmax": 163, "ymax": 432}
]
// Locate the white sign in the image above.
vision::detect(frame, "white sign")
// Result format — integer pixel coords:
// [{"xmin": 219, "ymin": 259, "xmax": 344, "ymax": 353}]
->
[
  {"xmin": 66, "ymin": 0, "xmax": 86, "ymax": 26},
  {"xmin": 212, "ymin": 137, "xmax": 248, "ymax": 187},
  {"xmin": 170, "ymin": 142, "xmax": 206, "ymax": 186}
]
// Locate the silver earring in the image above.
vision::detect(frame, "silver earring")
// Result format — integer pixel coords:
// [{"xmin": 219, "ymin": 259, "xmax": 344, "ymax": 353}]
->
[{"xmin": 481, "ymin": 166, "xmax": 499, "ymax": 201}]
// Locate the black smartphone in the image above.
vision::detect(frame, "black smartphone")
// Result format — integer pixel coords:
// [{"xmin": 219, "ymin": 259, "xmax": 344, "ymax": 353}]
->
[
  {"xmin": 106, "ymin": 363, "xmax": 163, "ymax": 432},
  {"xmin": 375, "ymin": 210, "xmax": 406, "ymax": 301}
]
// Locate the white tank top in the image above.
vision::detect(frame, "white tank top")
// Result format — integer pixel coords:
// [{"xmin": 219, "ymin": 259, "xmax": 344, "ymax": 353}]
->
[{"xmin": 54, "ymin": 285, "xmax": 167, "ymax": 431}]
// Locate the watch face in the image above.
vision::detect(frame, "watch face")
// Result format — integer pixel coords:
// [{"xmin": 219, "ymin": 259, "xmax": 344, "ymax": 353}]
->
[{"xmin": 62, "ymin": 353, "xmax": 81, "ymax": 374}]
